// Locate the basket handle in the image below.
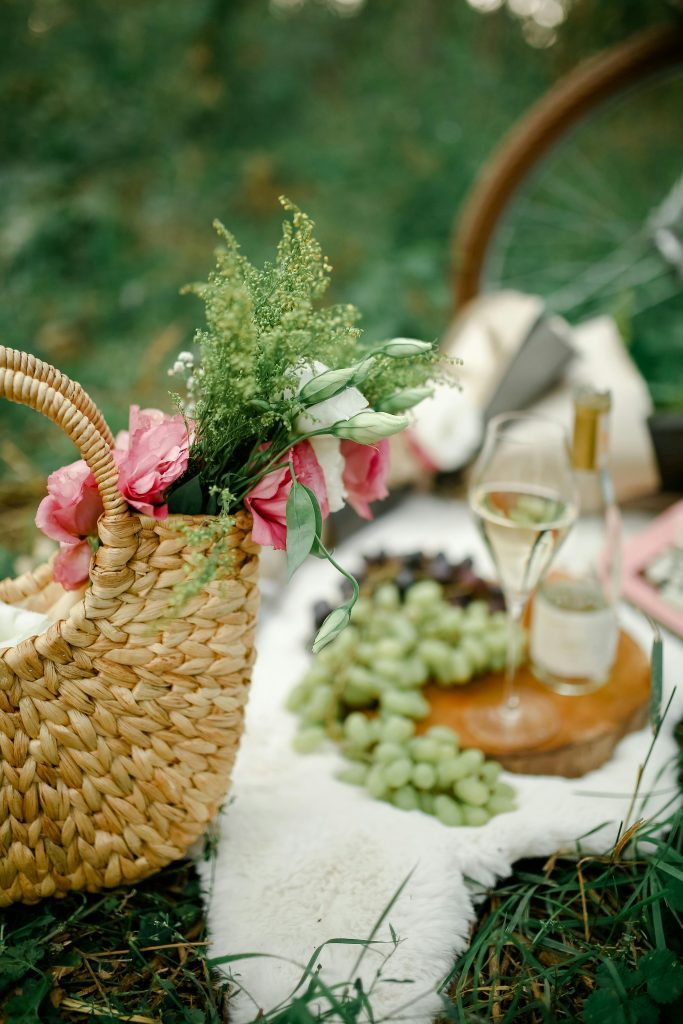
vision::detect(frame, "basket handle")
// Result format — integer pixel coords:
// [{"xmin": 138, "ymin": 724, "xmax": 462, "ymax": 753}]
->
[{"xmin": 0, "ymin": 347, "xmax": 129, "ymax": 520}]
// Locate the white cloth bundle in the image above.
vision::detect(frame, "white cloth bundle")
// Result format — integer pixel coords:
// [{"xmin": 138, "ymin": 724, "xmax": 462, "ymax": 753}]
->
[{"xmin": 0, "ymin": 601, "xmax": 50, "ymax": 649}]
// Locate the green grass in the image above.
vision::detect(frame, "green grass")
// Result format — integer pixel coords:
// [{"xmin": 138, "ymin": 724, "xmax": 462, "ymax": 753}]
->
[{"xmin": 1, "ymin": 718, "xmax": 680, "ymax": 1023}]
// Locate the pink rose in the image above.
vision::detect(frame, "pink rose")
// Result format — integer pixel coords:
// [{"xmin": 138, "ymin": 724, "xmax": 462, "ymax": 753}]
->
[
  {"xmin": 245, "ymin": 441, "xmax": 329, "ymax": 550},
  {"xmin": 53, "ymin": 540, "xmax": 94, "ymax": 590},
  {"xmin": 340, "ymin": 439, "xmax": 390, "ymax": 520},
  {"xmin": 114, "ymin": 406, "xmax": 191, "ymax": 518},
  {"xmin": 35, "ymin": 460, "xmax": 103, "ymax": 591},
  {"xmin": 35, "ymin": 460, "xmax": 103, "ymax": 545}
]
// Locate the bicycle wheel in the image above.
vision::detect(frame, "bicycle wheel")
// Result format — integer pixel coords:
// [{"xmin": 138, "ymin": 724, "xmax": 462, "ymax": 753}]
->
[{"xmin": 453, "ymin": 24, "xmax": 683, "ymax": 409}]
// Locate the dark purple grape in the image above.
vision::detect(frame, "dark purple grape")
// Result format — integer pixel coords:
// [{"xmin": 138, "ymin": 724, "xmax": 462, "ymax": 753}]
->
[
  {"xmin": 428, "ymin": 553, "xmax": 452, "ymax": 583},
  {"xmin": 395, "ymin": 568, "xmax": 416, "ymax": 596}
]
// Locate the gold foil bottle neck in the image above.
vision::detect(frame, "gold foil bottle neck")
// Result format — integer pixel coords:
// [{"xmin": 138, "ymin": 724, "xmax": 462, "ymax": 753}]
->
[{"xmin": 571, "ymin": 389, "xmax": 611, "ymax": 471}]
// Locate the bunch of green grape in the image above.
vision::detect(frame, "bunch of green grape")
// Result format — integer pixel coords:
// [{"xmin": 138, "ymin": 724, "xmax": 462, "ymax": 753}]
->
[{"xmin": 287, "ymin": 578, "xmax": 519, "ymax": 825}]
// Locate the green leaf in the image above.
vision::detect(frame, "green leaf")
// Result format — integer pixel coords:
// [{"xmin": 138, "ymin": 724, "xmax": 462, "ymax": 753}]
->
[
  {"xmin": 167, "ymin": 474, "xmax": 204, "ymax": 515},
  {"xmin": 4, "ymin": 974, "xmax": 52, "ymax": 1024},
  {"xmin": 650, "ymin": 630, "xmax": 663, "ymax": 731},
  {"xmin": 640, "ymin": 948, "xmax": 683, "ymax": 1004},
  {"xmin": 584, "ymin": 986, "xmax": 631, "ymax": 1024},
  {"xmin": 0, "ymin": 940, "xmax": 44, "ymax": 993},
  {"xmin": 301, "ymin": 484, "xmax": 325, "ymax": 558},
  {"xmin": 312, "ymin": 605, "xmax": 352, "ymax": 653},
  {"xmin": 630, "ymin": 993, "xmax": 661, "ymax": 1024},
  {"xmin": 286, "ymin": 482, "xmax": 318, "ymax": 580}
]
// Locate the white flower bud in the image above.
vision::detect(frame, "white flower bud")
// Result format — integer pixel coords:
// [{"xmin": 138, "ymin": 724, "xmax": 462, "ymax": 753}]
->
[
  {"xmin": 312, "ymin": 605, "xmax": 352, "ymax": 653},
  {"xmin": 299, "ymin": 365, "xmax": 361, "ymax": 406},
  {"xmin": 330, "ymin": 411, "xmax": 408, "ymax": 443},
  {"xmin": 376, "ymin": 387, "xmax": 433, "ymax": 413},
  {"xmin": 380, "ymin": 338, "xmax": 433, "ymax": 357}
]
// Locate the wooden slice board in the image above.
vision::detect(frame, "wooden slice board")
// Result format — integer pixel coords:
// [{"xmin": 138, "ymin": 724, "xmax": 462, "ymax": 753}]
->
[{"xmin": 419, "ymin": 630, "xmax": 651, "ymax": 777}]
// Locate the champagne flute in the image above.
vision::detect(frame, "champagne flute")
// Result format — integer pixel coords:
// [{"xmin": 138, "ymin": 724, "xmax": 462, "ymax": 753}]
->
[{"xmin": 466, "ymin": 413, "xmax": 578, "ymax": 752}]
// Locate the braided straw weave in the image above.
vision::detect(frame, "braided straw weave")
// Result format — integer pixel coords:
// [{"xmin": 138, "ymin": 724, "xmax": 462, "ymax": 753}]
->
[{"xmin": 0, "ymin": 347, "xmax": 260, "ymax": 905}]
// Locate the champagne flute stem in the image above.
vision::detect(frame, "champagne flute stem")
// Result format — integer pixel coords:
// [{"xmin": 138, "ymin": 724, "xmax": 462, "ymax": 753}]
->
[{"xmin": 503, "ymin": 595, "xmax": 527, "ymax": 716}]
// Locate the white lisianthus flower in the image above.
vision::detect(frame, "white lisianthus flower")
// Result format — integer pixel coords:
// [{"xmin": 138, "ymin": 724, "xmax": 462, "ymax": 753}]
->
[{"xmin": 293, "ymin": 362, "xmax": 369, "ymax": 513}]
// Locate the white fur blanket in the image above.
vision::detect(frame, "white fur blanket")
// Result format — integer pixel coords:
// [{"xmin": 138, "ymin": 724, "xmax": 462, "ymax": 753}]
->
[{"xmin": 199, "ymin": 496, "xmax": 682, "ymax": 1023}]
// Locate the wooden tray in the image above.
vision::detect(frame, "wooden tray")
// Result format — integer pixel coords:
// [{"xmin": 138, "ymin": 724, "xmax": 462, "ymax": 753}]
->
[{"xmin": 419, "ymin": 630, "xmax": 651, "ymax": 777}]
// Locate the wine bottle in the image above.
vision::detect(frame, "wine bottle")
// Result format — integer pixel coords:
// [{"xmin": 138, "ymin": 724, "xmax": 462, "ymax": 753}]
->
[{"xmin": 530, "ymin": 389, "xmax": 621, "ymax": 695}]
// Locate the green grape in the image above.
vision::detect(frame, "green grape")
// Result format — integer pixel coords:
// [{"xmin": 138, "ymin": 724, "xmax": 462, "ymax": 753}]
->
[
  {"xmin": 375, "ymin": 638, "xmax": 408, "ymax": 660},
  {"xmin": 344, "ymin": 711, "xmax": 373, "ymax": 748},
  {"xmin": 381, "ymin": 690, "xmax": 430, "ymax": 719},
  {"xmin": 290, "ymin": 568, "xmax": 519, "ymax": 826},
  {"xmin": 331, "ymin": 626, "xmax": 359, "ymax": 658},
  {"xmin": 426, "ymin": 725, "xmax": 460, "ymax": 746},
  {"xmin": 447, "ymin": 748, "xmax": 485, "ymax": 781},
  {"xmin": 374, "ymin": 658, "xmax": 405, "ymax": 682},
  {"xmin": 340, "ymin": 741, "xmax": 370, "ymax": 762},
  {"xmin": 366, "ymin": 765, "xmax": 390, "ymax": 799},
  {"xmin": 408, "ymin": 737, "xmax": 443, "ymax": 764},
  {"xmin": 374, "ymin": 583, "xmax": 401, "ymax": 609},
  {"xmin": 454, "ymin": 777, "xmax": 490, "ymax": 807},
  {"xmin": 460, "ymin": 636, "xmax": 489, "ymax": 673},
  {"xmin": 355, "ymin": 642, "xmax": 376, "ymax": 665},
  {"xmin": 419, "ymin": 792, "xmax": 436, "ymax": 815},
  {"xmin": 492, "ymin": 780, "xmax": 516, "ymax": 801},
  {"xmin": 336, "ymin": 763, "xmax": 369, "ymax": 786},
  {"xmin": 480, "ymin": 760, "xmax": 502, "ymax": 785},
  {"xmin": 367, "ymin": 718, "xmax": 385, "ymax": 743},
  {"xmin": 436, "ymin": 757, "xmax": 466, "ymax": 789},
  {"xmin": 304, "ymin": 664, "xmax": 331, "ymax": 686},
  {"xmin": 317, "ymin": 644, "xmax": 345, "ymax": 670},
  {"xmin": 405, "ymin": 579, "xmax": 443, "ymax": 609},
  {"xmin": 345, "ymin": 666, "xmax": 383, "ymax": 700},
  {"xmin": 447, "ymin": 649, "xmax": 473, "ymax": 684},
  {"xmin": 421, "ymin": 639, "xmax": 459, "ymax": 684},
  {"xmin": 404, "ymin": 657, "xmax": 429, "ymax": 687},
  {"xmin": 433, "ymin": 606, "xmax": 463, "ymax": 642},
  {"xmin": 304, "ymin": 686, "xmax": 338, "ymax": 723},
  {"xmin": 466, "ymin": 600, "xmax": 489, "ymax": 620},
  {"xmin": 412, "ymin": 763, "xmax": 437, "ymax": 790},
  {"xmin": 342, "ymin": 683, "xmax": 375, "ymax": 708},
  {"xmin": 486, "ymin": 794, "xmax": 516, "ymax": 816},
  {"xmin": 462, "ymin": 805, "xmax": 490, "ymax": 827},
  {"xmin": 383, "ymin": 758, "xmax": 414, "ymax": 789},
  {"xmin": 350, "ymin": 597, "xmax": 372, "ymax": 624},
  {"xmin": 457, "ymin": 748, "xmax": 486, "ymax": 772},
  {"xmin": 380, "ymin": 715, "xmax": 416, "ymax": 744},
  {"xmin": 392, "ymin": 785, "xmax": 420, "ymax": 811},
  {"xmin": 434, "ymin": 794, "xmax": 464, "ymax": 827},
  {"xmin": 286, "ymin": 682, "xmax": 313, "ymax": 712},
  {"xmin": 485, "ymin": 630, "xmax": 510, "ymax": 658},
  {"xmin": 293, "ymin": 727, "xmax": 327, "ymax": 753},
  {"xmin": 374, "ymin": 741, "xmax": 406, "ymax": 764},
  {"xmin": 388, "ymin": 617, "xmax": 418, "ymax": 647}
]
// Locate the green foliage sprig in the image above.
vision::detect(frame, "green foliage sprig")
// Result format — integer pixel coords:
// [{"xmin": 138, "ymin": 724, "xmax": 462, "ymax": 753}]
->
[{"xmin": 168, "ymin": 199, "xmax": 454, "ymax": 646}]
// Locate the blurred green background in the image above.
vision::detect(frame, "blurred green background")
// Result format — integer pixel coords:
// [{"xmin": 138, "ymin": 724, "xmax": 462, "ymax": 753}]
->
[{"xmin": 0, "ymin": 0, "xmax": 678, "ymax": 559}]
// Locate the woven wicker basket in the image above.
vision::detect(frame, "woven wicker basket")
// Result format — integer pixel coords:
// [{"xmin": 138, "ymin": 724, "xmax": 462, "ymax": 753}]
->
[{"xmin": 0, "ymin": 347, "xmax": 260, "ymax": 905}]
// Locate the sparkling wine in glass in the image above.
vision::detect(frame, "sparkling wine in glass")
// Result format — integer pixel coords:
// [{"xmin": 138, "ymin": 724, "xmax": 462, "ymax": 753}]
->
[{"xmin": 466, "ymin": 414, "xmax": 578, "ymax": 752}]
